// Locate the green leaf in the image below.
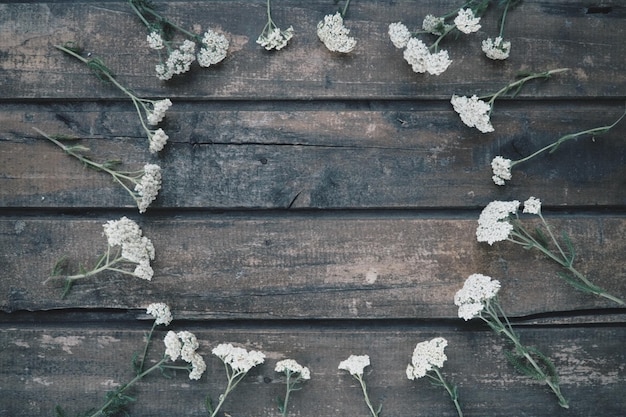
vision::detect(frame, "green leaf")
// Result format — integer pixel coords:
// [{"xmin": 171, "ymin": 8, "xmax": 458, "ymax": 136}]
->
[
  {"xmin": 276, "ymin": 396, "xmax": 285, "ymax": 414},
  {"xmin": 54, "ymin": 405, "xmax": 67, "ymax": 417},
  {"xmin": 205, "ymin": 395, "xmax": 214, "ymax": 414},
  {"xmin": 51, "ymin": 256, "xmax": 68, "ymax": 277}
]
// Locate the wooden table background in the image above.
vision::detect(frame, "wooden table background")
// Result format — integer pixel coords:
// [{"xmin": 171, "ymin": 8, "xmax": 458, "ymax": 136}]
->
[{"xmin": 1, "ymin": 1, "xmax": 625, "ymax": 416}]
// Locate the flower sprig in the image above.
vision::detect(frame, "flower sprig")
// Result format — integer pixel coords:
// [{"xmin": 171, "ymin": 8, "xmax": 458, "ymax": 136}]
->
[
  {"xmin": 451, "ymin": 68, "xmax": 569, "ymax": 132},
  {"xmin": 134, "ymin": 303, "xmax": 173, "ymax": 373},
  {"xmin": 46, "ymin": 216, "xmax": 156, "ymax": 298},
  {"xmin": 129, "ymin": 0, "xmax": 229, "ymax": 79},
  {"xmin": 35, "ymin": 128, "xmax": 162, "ymax": 213},
  {"xmin": 206, "ymin": 343, "xmax": 266, "ymax": 417},
  {"xmin": 317, "ymin": 0, "xmax": 356, "ymax": 53},
  {"xmin": 482, "ymin": 0, "xmax": 522, "ymax": 60},
  {"xmin": 338, "ymin": 354, "xmax": 381, "ymax": 417},
  {"xmin": 275, "ymin": 359, "xmax": 311, "ymax": 417},
  {"xmin": 491, "ymin": 108, "xmax": 626, "ymax": 184},
  {"xmin": 477, "ymin": 197, "xmax": 625, "ymax": 305},
  {"xmin": 54, "ymin": 43, "xmax": 172, "ymax": 153},
  {"xmin": 455, "ymin": 273, "xmax": 569, "ymax": 408},
  {"xmin": 257, "ymin": 0, "xmax": 294, "ymax": 51},
  {"xmin": 406, "ymin": 337, "xmax": 464, "ymax": 417}
]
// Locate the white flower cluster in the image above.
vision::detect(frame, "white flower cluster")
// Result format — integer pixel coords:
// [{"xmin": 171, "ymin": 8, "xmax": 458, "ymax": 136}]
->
[
  {"xmin": 275, "ymin": 358, "xmax": 311, "ymax": 380},
  {"xmin": 403, "ymin": 37, "xmax": 452, "ymax": 76},
  {"xmin": 450, "ymin": 94, "xmax": 494, "ymax": 133},
  {"xmin": 146, "ymin": 99, "xmax": 172, "ymax": 126},
  {"xmin": 406, "ymin": 337, "xmax": 448, "ymax": 380},
  {"xmin": 103, "ymin": 216, "xmax": 156, "ymax": 280},
  {"xmin": 257, "ymin": 26, "xmax": 294, "ymax": 51},
  {"xmin": 338, "ymin": 354, "xmax": 370, "ymax": 376},
  {"xmin": 198, "ymin": 30, "xmax": 229, "ymax": 68},
  {"xmin": 523, "ymin": 196, "xmax": 542, "ymax": 215},
  {"xmin": 482, "ymin": 36, "xmax": 511, "ymax": 60},
  {"xmin": 422, "ymin": 14, "xmax": 449, "ymax": 35},
  {"xmin": 164, "ymin": 330, "xmax": 207, "ymax": 380},
  {"xmin": 146, "ymin": 302, "xmax": 172, "ymax": 326},
  {"xmin": 148, "ymin": 128, "xmax": 168, "ymax": 154},
  {"xmin": 476, "ymin": 200, "xmax": 520, "ymax": 245},
  {"xmin": 135, "ymin": 164, "xmax": 162, "ymax": 213},
  {"xmin": 388, "ymin": 22, "xmax": 411, "ymax": 49},
  {"xmin": 212, "ymin": 343, "xmax": 266, "ymax": 373},
  {"xmin": 155, "ymin": 40, "xmax": 197, "ymax": 81},
  {"xmin": 491, "ymin": 155, "xmax": 513, "ymax": 185},
  {"xmin": 147, "ymin": 31, "xmax": 164, "ymax": 50},
  {"xmin": 454, "ymin": 8, "xmax": 482, "ymax": 34},
  {"xmin": 317, "ymin": 12, "xmax": 357, "ymax": 53},
  {"xmin": 454, "ymin": 274, "xmax": 501, "ymax": 320}
]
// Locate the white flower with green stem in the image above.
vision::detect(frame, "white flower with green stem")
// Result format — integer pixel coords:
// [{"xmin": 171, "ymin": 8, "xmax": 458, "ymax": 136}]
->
[
  {"xmin": 35, "ymin": 128, "xmax": 162, "ymax": 213},
  {"xmin": 275, "ymin": 359, "xmax": 311, "ymax": 417},
  {"xmin": 477, "ymin": 197, "xmax": 625, "ymax": 305},
  {"xmin": 491, "ymin": 108, "xmax": 626, "ymax": 185},
  {"xmin": 338, "ymin": 354, "xmax": 381, "ymax": 417},
  {"xmin": 455, "ymin": 273, "xmax": 569, "ymax": 408},
  {"xmin": 257, "ymin": 0, "xmax": 294, "ymax": 51},
  {"xmin": 54, "ymin": 327, "xmax": 204, "ymax": 417},
  {"xmin": 406, "ymin": 337, "xmax": 464, "ymax": 417},
  {"xmin": 128, "ymin": 0, "xmax": 229, "ymax": 78},
  {"xmin": 317, "ymin": 0, "xmax": 356, "ymax": 53},
  {"xmin": 45, "ymin": 216, "xmax": 156, "ymax": 298},
  {"xmin": 206, "ymin": 343, "xmax": 266, "ymax": 417},
  {"xmin": 134, "ymin": 303, "xmax": 173, "ymax": 373},
  {"xmin": 54, "ymin": 43, "xmax": 172, "ymax": 153},
  {"xmin": 451, "ymin": 68, "xmax": 569, "ymax": 132},
  {"xmin": 482, "ymin": 0, "xmax": 521, "ymax": 60}
]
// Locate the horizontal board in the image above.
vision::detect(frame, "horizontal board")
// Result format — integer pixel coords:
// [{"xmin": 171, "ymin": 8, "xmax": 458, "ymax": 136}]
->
[
  {"xmin": 2, "ymin": 103, "xmax": 625, "ymax": 209},
  {"xmin": 1, "ymin": 323, "xmax": 624, "ymax": 416},
  {"xmin": 1, "ymin": 216, "xmax": 624, "ymax": 317},
  {"xmin": 0, "ymin": 1, "xmax": 624, "ymax": 100}
]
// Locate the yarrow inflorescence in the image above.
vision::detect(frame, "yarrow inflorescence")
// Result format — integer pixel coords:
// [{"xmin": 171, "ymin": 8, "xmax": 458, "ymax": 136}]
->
[
  {"xmin": 317, "ymin": 12, "xmax": 357, "ymax": 53},
  {"xmin": 406, "ymin": 337, "xmax": 448, "ymax": 379},
  {"xmin": 257, "ymin": 0, "xmax": 294, "ymax": 51}
]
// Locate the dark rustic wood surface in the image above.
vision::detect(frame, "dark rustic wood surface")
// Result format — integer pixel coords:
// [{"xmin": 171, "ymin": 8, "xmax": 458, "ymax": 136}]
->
[{"xmin": 1, "ymin": 1, "xmax": 625, "ymax": 416}]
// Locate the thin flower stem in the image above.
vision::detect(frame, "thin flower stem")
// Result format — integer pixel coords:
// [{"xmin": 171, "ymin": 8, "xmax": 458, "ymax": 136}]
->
[
  {"xmin": 498, "ymin": 0, "xmax": 513, "ymax": 37},
  {"xmin": 280, "ymin": 372, "xmax": 293, "ymax": 417},
  {"xmin": 341, "ymin": 0, "xmax": 352, "ymax": 18},
  {"xmin": 137, "ymin": 321, "xmax": 158, "ymax": 374},
  {"xmin": 133, "ymin": 2, "xmax": 200, "ymax": 41},
  {"xmin": 478, "ymin": 68, "xmax": 570, "ymax": 105},
  {"xmin": 128, "ymin": 0, "xmax": 152, "ymax": 28},
  {"xmin": 209, "ymin": 367, "xmax": 247, "ymax": 417},
  {"xmin": 431, "ymin": 368, "xmax": 463, "ymax": 417},
  {"xmin": 355, "ymin": 374, "xmax": 379, "ymax": 417}
]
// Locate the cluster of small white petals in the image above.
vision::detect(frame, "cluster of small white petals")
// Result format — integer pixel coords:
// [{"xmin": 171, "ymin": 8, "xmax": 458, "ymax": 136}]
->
[
  {"xmin": 147, "ymin": 31, "xmax": 164, "ymax": 50},
  {"xmin": 338, "ymin": 354, "xmax": 370, "ymax": 377},
  {"xmin": 163, "ymin": 330, "xmax": 206, "ymax": 380},
  {"xmin": 212, "ymin": 343, "xmax": 266, "ymax": 373},
  {"xmin": 147, "ymin": 99, "xmax": 172, "ymax": 126},
  {"xmin": 148, "ymin": 128, "xmax": 169, "ymax": 154},
  {"xmin": 164, "ymin": 330, "xmax": 182, "ymax": 361},
  {"xmin": 455, "ymin": 274, "xmax": 501, "ymax": 320},
  {"xmin": 256, "ymin": 26, "xmax": 294, "ymax": 51},
  {"xmin": 482, "ymin": 36, "xmax": 511, "ymax": 60},
  {"xmin": 133, "ymin": 261, "xmax": 154, "ymax": 281},
  {"xmin": 155, "ymin": 40, "xmax": 197, "ymax": 80},
  {"xmin": 450, "ymin": 95, "xmax": 494, "ymax": 133},
  {"xmin": 422, "ymin": 14, "xmax": 447, "ymax": 35},
  {"xmin": 146, "ymin": 302, "xmax": 172, "ymax": 326},
  {"xmin": 454, "ymin": 8, "xmax": 481, "ymax": 34},
  {"xmin": 275, "ymin": 359, "xmax": 311, "ymax": 380},
  {"xmin": 403, "ymin": 38, "xmax": 452, "ymax": 76},
  {"xmin": 317, "ymin": 12, "xmax": 357, "ymax": 53},
  {"xmin": 197, "ymin": 30, "xmax": 229, "ymax": 67},
  {"xmin": 103, "ymin": 217, "xmax": 156, "ymax": 280},
  {"xmin": 523, "ymin": 196, "xmax": 542, "ymax": 215},
  {"xmin": 406, "ymin": 337, "xmax": 448, "ymax": 380},
  {"xmin": 491, "ymin": 156, "xmax": 513, "ymax": 185},
  {"xmin": 476, "ymin": 200, "xmax": 520, "ymax": 245},
  {"xmin": 135, "ymin": 164, "xmax": 162, "ymax": 212},
  {"xmin": 388, "ymin": 22, "xmax": 411, "ymax": 49},
  {"xmin": 103, "ymin": 216, "xmax": 142, "ymax": 248}
]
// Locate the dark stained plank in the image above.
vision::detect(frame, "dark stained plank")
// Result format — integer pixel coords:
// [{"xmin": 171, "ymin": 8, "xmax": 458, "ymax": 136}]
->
[
  {"xmin": 1, "ymin": 1, "xmax": 625, "ymax": 100},
  {"xmin": 2, "ymin": 216, "xmax": 624, "ymax": 317},
  {"xmin": 1, "ymin": 323, "xmax": 625, "ymax": 416},
  {"xmin": 2, "ymin": 102, "xmax": 625, "ymax": 209}
]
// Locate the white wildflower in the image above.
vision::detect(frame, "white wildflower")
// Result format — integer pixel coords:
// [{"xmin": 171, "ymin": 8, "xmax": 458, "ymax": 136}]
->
[
  {"xmin": 212, "ymin": 343, "xmax": 265, "ymax": 373},
  {"xmin": 178, "ymin": 331, "xmax": 200, "ymax": 363},
  {"xmin": 476, "ymin": 200, "xmax": 520, "ymax": 245},
  {"xmin": 482, "ymin": 36, "xmax": 511, "ymax": 60},
  {"xmin": 523, "ymin": 196, "xmax": 542, "ymax": 215},
  {"xmin": 403, "ymin": 38, "xmax": 430, "ymax": 73},
  {"xmin": 317, "ymin": 12, "xmax": 357, "ymax": 53},
  {"xmin": 133, "ymin": 261, "xmax": 154, "ymax": 281},
  {"xmin": 188, "ymin": 352, "xmax": 206, "ymax": 380},
  {"xmin": 147, "ymin": 99, "xmax": 172, "ymax": 126},
  {"xmin": 148, "ymin": 128, "xmax": 168, "ymax": 154},
  {"xmin": 426, "ymin": 49, "xmax": 452, "ymax": 75},
  {"xmin": 454, "ymin": 274, "xmax": 501, "ymax": 320},
  {"xmin": 388, "ymin": 22, "xmax": 411, "ymax": 49},
  {"xmin": 275, "ymin": 359, "xmax": 311, "ymax": 380},
  {"xmin": 164, "ymin": 330, "xmax": 182, "ymax": 361},
  {"xmin": 146, "ymin": 302, "xmax": 172, "ymax": 326},
  {"xmin": 406, "ymin": 337, "xmax": 448, "ymax": 380},
  {"xmin": 135, "ymin": 164, "xmax": 162, "ymax": 213},
  {"xmin": 450, "ymin": 94, "xmax": 494, "ymax": 133},
  {"xmin": 103, "ymin": 216, "xmax": 142, "ymax": 248},
  {"xmin": 338, "ymin": 354, "xmax": 370, "ymax": 377},
  {"xmin": 197, "ymin": 30, "xmax": 229, "ymax": 67},
  {"xmin": 157, "ymin": 41, "xmax": 196, "ymax": 80},
  {"xmin": 147, "ymin": 31, "xmax": 164, "ymax": 50},
  {"xmin": 454, "ymin": 8, "xmax": 481, "ymax": 34},
  {"xmin": 491, "ymin": 156, "xmax": 512, "ymax": 185},
  {"xmin": 422, "ymin": 14, "xmax": 446, "ymax": 35},
  {"xmin": 257, "ymin": 26, "xmax": 294, "ymax": 51}
]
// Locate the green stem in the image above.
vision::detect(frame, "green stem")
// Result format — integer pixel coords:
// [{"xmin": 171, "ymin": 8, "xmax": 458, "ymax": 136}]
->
[
  {"xmin": 280, "ymin": 372, "xmax": 292, "ymax": 417},
  {"xmin": 431, "ymin": 368, "xmax": 463, "ymax": 417},
  {"xmin": 354, "ymin": 374, "xmax": 379, "ymax": 417},
  {"xmin": 498, "ymin": 0, "xmax": 513, "ymax": 37},
  {"xmin": 478, "ymin": 68, "xmax": 570, "ymax": 106},
  {"xmin": 137, "ymin": 321, "xmax": 158, "ymax": 374},
  {"xmin": 209, "ymin": 365, "xmax": 247, "ymax": 417},
  {"xmin": 341, "ymin": 0, "xmax": 352, "ymax": 17}
]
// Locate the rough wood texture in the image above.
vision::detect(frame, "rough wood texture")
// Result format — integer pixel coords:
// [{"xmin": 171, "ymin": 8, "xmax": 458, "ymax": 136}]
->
[{"xmin": 1, "ymin": 1, "xmax": 625, "ymax": 416}]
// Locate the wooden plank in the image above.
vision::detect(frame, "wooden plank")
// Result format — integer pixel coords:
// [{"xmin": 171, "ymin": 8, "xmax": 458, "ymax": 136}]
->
[
  {"xmin": 2, "ymin": 102, "xmax": 625, "ymax": 209},
  {"xmin": 1, "ymin": 216, "xmax": 624, "ymax": 317},
  {"xmin": 1, "ymin": 323, "xmax": 624, "ymax": 416},
  {"xmin": 1, "ymin": 1, "xmax": 624, "ymax": 100}
]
